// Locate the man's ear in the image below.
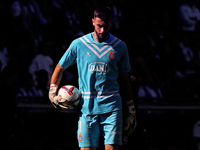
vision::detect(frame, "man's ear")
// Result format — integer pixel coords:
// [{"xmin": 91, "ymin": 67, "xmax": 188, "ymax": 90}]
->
[{"xmin": 92, "ymin": 18, "xmax": 95, "ymax": 26}]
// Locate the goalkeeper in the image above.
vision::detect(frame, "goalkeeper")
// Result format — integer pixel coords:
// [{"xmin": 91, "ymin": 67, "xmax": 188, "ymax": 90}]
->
[{"xmin": 49, "ymin": 6, "xmax": 136, "ymax": 150}]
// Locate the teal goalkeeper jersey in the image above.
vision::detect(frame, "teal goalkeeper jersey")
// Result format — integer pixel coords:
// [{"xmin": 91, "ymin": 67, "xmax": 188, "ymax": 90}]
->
[{"xmin": 59, "ymin": 32, "xmax": 131, "ymax": 115}]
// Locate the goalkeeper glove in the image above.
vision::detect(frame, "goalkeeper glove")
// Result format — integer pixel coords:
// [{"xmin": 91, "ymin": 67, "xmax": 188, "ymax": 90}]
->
[
  {"xmin": 49, "ymin": 84, "xmax": 58, "ymax": 104},
  {"xmin": 124, "ymin": 100, "xmax": 137, "ymax": 135},
  {"xmin": 49, "ymin": 84, "xmax": 70, "ymax": 112}
]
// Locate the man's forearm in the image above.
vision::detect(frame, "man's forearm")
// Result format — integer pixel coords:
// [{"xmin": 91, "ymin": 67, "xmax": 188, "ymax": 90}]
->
[
  {"xmin": 120, "ymin": 73, "xmax": 133, "ymax": 101},
  {"xmin": 50, "ymin": 63, "xmax": 65, "ymax": 86}
]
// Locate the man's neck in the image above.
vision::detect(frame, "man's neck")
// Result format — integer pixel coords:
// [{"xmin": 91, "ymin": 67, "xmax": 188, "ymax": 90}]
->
[{"xmin": 94, "ymin": 32, "xmax": 110, "ymax": 43}]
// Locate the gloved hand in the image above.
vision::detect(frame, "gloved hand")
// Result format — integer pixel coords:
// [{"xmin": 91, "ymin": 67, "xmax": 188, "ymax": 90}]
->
[
  {"xmin": 49, "ymin": 84, "xmax": 70, "ymax": 112},
  {"xmin": 49, "ymin": 84, "xmax": 58, "ymax": 104},
  {"xmin": 124, "ymin": 100, "xmax": 137, "ymax": 134}
]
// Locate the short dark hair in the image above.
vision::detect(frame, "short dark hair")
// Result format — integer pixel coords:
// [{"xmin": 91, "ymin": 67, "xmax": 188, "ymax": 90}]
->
[{"xmin": 94, "ymin": 7, "xmax": 114, "ymax": 21}]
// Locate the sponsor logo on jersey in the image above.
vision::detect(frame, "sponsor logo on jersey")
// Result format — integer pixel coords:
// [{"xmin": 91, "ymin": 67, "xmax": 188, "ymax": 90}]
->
[{"xmin": 89, "ymin": 62, "xmax": 110, "ymax": 74}]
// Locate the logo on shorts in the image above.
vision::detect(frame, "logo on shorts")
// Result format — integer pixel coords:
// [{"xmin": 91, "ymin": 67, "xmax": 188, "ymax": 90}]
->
[
  {"xmin": 78, "ymin": 133, "xmax": 83, "ymax": 142},
  {"xmin": 109, "ymin": 51, "xmax": 115, "ymax": 60},
  {"xmin": 110, "ymin": 131, "xmax": 122, "ymax": 135}
]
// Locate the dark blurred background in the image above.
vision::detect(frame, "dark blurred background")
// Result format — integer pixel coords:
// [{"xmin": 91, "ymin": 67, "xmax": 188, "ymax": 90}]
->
[{"xmin": 1, "ymin": 0, "xmax": 200, "ymax": 149}]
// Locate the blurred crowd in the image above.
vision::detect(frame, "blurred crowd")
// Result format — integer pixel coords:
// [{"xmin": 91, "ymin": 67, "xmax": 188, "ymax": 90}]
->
[
  {"xmin": 127, "ymin": 0, "xmax": 200, "ymax": 102},
  {"xmin": 1, "ymin": 0, "xmax": 200, "ymax": 104}
]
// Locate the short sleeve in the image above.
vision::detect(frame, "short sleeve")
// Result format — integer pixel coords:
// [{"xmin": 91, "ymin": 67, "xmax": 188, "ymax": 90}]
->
[
  {"xmin": 59, "ymin": 39, "xmax": 78, "ymax": 69},
  {"xmin": 119, "ymin": 42, "xmax": 131, "ymax": 75}
]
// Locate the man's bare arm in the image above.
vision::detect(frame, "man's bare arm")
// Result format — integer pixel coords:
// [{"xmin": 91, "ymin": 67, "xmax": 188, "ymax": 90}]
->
[
  {"xmin": 120, "ymin": 73, "xmax": 133, "ymax": 101},
  {"xmin": 119, "ymin": 73, "xmax": 137, "ymax": 134},
  {"xmin": 50, "ymin": 63, "xmax": 65, "ymax": 86}
]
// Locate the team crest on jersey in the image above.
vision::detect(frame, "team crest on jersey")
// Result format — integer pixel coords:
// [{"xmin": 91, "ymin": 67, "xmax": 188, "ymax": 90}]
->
[
  {"xmin": 109, "ymin": 51, "xmax": 115, "ymax": 60},
  {"xmin": 78, "ymin": 133, "xmax": 83, "ymax": 142}
]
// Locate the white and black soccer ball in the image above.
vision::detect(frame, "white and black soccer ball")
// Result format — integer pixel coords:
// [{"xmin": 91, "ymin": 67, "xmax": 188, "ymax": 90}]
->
[{"xmin": 58, "ymin": 85, "xmax": 81, "ymax": 110}]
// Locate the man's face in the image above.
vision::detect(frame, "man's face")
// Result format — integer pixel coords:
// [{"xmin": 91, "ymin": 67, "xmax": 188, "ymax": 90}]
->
[{"xmin": 92, "ymin": 17, "xmax": 113, "ymax": 41}]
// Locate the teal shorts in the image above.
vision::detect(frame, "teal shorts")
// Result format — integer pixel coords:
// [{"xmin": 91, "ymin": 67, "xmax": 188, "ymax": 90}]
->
[{"xmin": 77, "ymin": 110, "xmax": 123, "ymax": 147}]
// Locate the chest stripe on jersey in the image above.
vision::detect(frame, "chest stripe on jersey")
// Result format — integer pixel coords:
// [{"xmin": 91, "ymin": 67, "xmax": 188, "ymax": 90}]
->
[
  {"xmin": 79, "ymin": 36, "xmax": 121, "ymax": 59},
  {"xmin": 79, "ymin": 38, "xmax": 101, "ymax": 58},
  {"xmin": 83, "ymin": 36, "xmax": 118, "ymax": 52}
]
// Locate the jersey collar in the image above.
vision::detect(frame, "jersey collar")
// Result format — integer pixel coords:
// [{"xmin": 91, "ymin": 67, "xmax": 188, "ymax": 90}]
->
[{"xmin": 91, "ymin": 32, "xmax": 113, "ymax": 45}]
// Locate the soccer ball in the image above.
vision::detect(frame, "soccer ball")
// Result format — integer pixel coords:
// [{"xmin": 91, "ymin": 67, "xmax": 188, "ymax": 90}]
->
[{"xmin": 57, "ymin": 85, "xmax": 81, "ymax": 110}]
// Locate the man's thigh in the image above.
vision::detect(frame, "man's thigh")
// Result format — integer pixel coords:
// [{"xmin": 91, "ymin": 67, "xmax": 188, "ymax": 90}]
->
[
  {"xmin": 78, "ymin": 113, "xmax": 100, "ymax": 148},
  {"xmin": 100, "ymin": 110, "xmax": 123, "ymax": 146},
  {"xmin": 77, "ymin": 110, "xmax": 123, "ymax": 148}
]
